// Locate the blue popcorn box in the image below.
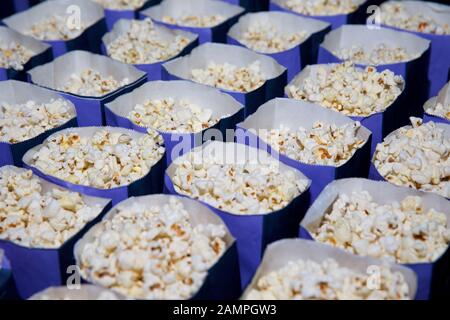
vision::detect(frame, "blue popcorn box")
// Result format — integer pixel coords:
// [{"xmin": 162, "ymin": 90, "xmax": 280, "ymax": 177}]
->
[{"xmin": 423, "ymin": 81, "xmax": 450, "ymax": 125}]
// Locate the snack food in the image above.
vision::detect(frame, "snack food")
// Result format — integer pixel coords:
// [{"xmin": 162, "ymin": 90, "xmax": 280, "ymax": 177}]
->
[
  {"xmin": 332, "ymin": 44, "xmax": 419, "ymax": 65},
  {"xmin": 25, "ymin": 15, "xmax": 85, "ymax": 41},
  {"xmin": 0, "ymin": 40, "xmax": 33, "ymax": 71},
  {"xmin": 94, "ymin": 0, "xmax": 145, "ymax": 10},
  {"xmin": 162, "ymin": 14, "xmax": 225, "ymax": 27},
  {"xmin": 283, "ymin": 0, "xmax": 361, "ymax": 16}
]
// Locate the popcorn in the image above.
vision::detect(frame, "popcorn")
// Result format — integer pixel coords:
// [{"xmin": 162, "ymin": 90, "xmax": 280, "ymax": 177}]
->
[
  {"xmin": 288, "ymin": 63, "xmax": 404, "ymax": 116},
  {"xmin": 0, "ymin": 40, "xmax": 33, "ymax": 71},
  {"xmin": 106, "ymin": 19, "xmax": 190, "ymax": 64},
  {"xmin": 162, "ymin": 14, "xmax": 225, "ymax": 28},
  {"xmin": 25, "ymin": 15, "xmax": 85, "ymax": 41},
  {"xmin": 312, "ymin": 191, "xmax": 450, "ymax": 264},
  {"xmin": 0, "ymin": 167, "xmax": 103, "ymax": 248},
  {"xmin": 57, "ymin": 69, "xmax": 130, "ymax": 97},
  {"xmin": 33, "ymin": 286, "xmax": 120, "ymax": 300},
  {"xmin": 0, "ymin": 99, "xmax": 74, "ymax": 143},
  {"xmin": 284, "ymin": 0, "xmax": 361, "ymax": 16},
  {"xmin": 333, "ymin": 44, "xmax": 420, "ymax": 65},
  {"xmin": 29, "ymin": 129, "xmax": 165, "ymax": 189},
  {"xmin": 425, "ymin": 102, "xmax": 450, "ymax": 121},
  {"xmin": 245, "ymin": 258, "xmax": 410, "ymax": 300},
  {"xmin": 373, "ymin": 118, "xmax": 450, "ymax": 198},
  {"xmin": 94, "ymin": 0, "xmax": 145, "ymax": 10},
  {"xmin": 191, "ymin": 61, "xmax": 265, "ymax": 93},
  {"xmin": 256, "ymin": 121, "xmax": 365, "ymax": 166},
  {"xmin": 78, "ymin": 197, "xmax": 227, "ymax": 299}
]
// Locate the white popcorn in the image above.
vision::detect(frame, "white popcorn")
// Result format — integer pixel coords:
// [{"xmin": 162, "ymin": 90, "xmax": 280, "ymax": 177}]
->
[
  {"xmin": 94, "ymin": 0, "xmax": 145, "ymax": 10},
  {"xmin": 288, "ymin": 63, "xmax": 404, "ymax": 117},
  {"xmin": 191, "ymin": 61, "xmax": 265, "ymax": 93},
  {"xmin": 162, "ymin": 14, "xmax": 225, "ymax": 28},
  {"xmin": 57, "ymin": 69, "xmax": 130, "ymax": 97},
  {"xmin": 425, "ymin": 102, "xmax": 450, "ymax": 121},
  {"xmin": 0, "ymin": 40, "xmax": 33, "ymax": 71},
  {"xmin": 312, "ymin": 191, "xmax": 450, "ymax": 264},
  {"xmin": 284, "ymin": 0, "xmax": 361, "ymax": 16},
  {"xmin": 333, "ymin": 44, "xmax": 420, "ymax": 65},
  {"xmin": 0, "ymin": 99, "xmax": 74, "ymax": 143},
  {"xmin": 29, "ymin": 129, "xmax": 165, "ymax": 189},
  {"xmin": 245, "ymin": 258, "xmax": 410, "ymax": 300},
  {"xmin": 373, "ymin": 118, "xmax": 450, "ymax": 198},
  {"xmin": 78, "ymin": 197, "xmax": 227, "ymax": 300},
  {"xmin": 0, "ymin": 167, "xmax": 103, "ymax": 248},
  {"xmin": 25, "ymin": 15, "xmax": 85, "ymax": 41},
  {"xmin": 106, "ymin": 19, "xmax": 190, "ymax": 65}
]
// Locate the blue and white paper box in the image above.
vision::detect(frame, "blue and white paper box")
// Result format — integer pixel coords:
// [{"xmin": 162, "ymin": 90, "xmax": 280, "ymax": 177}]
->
[
  {"xmin": 423, "ymin": 81, "xmax": 450, "ymax": 125},
  {"xmin": 74, "ymin": 194, "xmax": 242, "ymax": 300},
  {"xmin": 3, "ymin": 0, "xmax": 107, "ymax": 57},
  {"xmin": 300, "ymin": 178, "xmax": 449, "ymax": 300},
  {"xmin": 28, "ymin": 50, "xmax": 147, "ymax": 126},
  {"xmin": 227, "ymin": 11, "xmax": 330, "ymax": 82},
  {"xmin": 237, "ymin": 98, "xmax": 371, "ymax": 204},
  {"xmin": 162, "ymin": 42, "xmax": 287, "ymax": 117},
  {"xmin": 102, "ymin": 18, "xmax": 198, "ymax": 81},
  {"xmin": 0, "ymin": 80, "xmax": 77, "ymax": 168},
  {"xmin": 0, "ymin": 165, "xmax": 112, "ymax": 299},
  {"xmin": 0, "ymin": 26, "xmax": 52, "ymax": 81},
  {"xmin": 105, "ymin": 80, "xmax": 244, "ymax": 165},
  {"xmin": 29, "ymin": 285, "xmax": 127, "ymax": 300},
  {"xmin": 140, "ymin": 0, "xmax": 245, "ymax": 44}
]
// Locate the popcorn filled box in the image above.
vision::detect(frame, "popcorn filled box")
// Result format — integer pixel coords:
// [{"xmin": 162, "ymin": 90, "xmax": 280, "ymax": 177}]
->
[
  {"xmin": 140, "ymin": 0, "xmax": 245, "ymax": 44},
  {"xmin": 0, "ymin": 26, "xmax": 52, "ymax": 81},
  {"xmin": 242, "ymin": 239, "xmax": 417, "ymax": 300},
  {"xmin": 74, "ymin": 194, "xmax": 241, "ymax": 300},
  {"xmin": 0, "ymin": 166, "xmax": 112, "ymax": 299},
  {"xmin": 102, "ymin": 18, "xmax": 198, "ymax": 81},
  {"xmin": 105, "ymin": 80, "xmax": 244, "ymax": 164},
  {"xmin": 3, "ymin": 0, "xmax": 107, "ymax": 57},
  {"xmin": 0, "ymin": 80, "xmax": 77, "ymax": 168},
  {"xmin": 237, "ymin": 98, "xmax": 371, "ymax": 203},
  {"xmin": 27, "ymin": 50, "xmax": 147, "ymax": 126},
  {"xmin": 227, "ymin": 11, "xmax": 330, "ymax": 81},
  {"xmin": 162, "ymin": 43, "xmax": 287, "ymax": 116},
  {"xmin": 29, "ymin": 285, "xmax": 126, "ymax": 300},
  {"xmin": 165, "ymin": 141, "xmax": 311, "ymax": 288},
  {"xmin": 424, "ymin": 81, "xmax": 450, "ymax": 125},
  {"xmin": 300, "ymin": 178, "xmax": 450, "ymax": 299}
]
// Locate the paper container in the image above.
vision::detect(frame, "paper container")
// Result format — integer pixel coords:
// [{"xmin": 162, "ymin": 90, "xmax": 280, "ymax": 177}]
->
[
  {"xmin": 286, "ymin": 63, "xmax": 406, "ymax": 154},
  {"xmin": 27, "ymin": 50, "xmax": 147, "ymax": 126},
  {"xmin": 0, "ymin": 80, "xmax": 77, "ymax": 167},
  {"xmin": 270, "ymin": 0, "xmax": 368, "ymax": 30},
  {"xmin": 74, "ymin": 194, "xmax": 242, "ymax": 300},
  {"xmin": 0, "ymin": 26, "xmax": 52, "ymax": 81},
  {"xmin": 218, "ymin": 0, "xmax": 270, "ymax": 12},
  {"xmin": 318, "ymin": 25, "xmax": 431, "ymax": 121},
  {"xmin": 165, "ymin": 140, "xmax": 311, "ymax": 288},
  {"xmin": 0, "ymin": 165, "xmax": 112, "ymax": 299},
  {"xmin": 423, "ymin": 81, "xmax": 450, "ymax": 124},
  {"xmin": 2, "ymin": 0, "xmax": 41, "ymax": 18},
  {"xmin": 162, "ymin": 42, "xmax": 287, "ymax": 117},
  {"xmin": 3, "ymin": 0, "xmax": 107, "ymax": 57},
  {"xmin": 105, "ymin": 80, "xmax": 244, "ymax": 165},
  {"xmin": 242, "ymin": 238, "xmax": 418, "ymax": 300},
  {"xmin": 22, "ymin": 126, "xmax": 166, "ymax": 206},
  {"xmin": 29, "ymin": 285, "xmax": 128, "ymax": 300},
  {"xmin": 300, "ymin": 178, "xmax": 450, "ymax": 299},
  {"xmin": 140, "ymin": 0, "xmax": 245, "ymax": 44},
  {"xmin": 237, "ymin": 98, "xmax": 371, "ymax": 203},
  {"xmin": 0, "ymin": 249, "xmax": 13, "ymax": 299},
  {"xmin": 101, "ymin": 19, "xmax": 199, "ymax": 81},
  {"xmin": 227, "ymin": 11, "xmax": 331, "ymax": 82}
]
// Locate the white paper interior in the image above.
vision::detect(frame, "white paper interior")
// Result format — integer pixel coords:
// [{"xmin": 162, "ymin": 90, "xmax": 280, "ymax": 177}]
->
[{"xmin": 424, "ymin": 81, "xmax": 450, "ymax": 113}]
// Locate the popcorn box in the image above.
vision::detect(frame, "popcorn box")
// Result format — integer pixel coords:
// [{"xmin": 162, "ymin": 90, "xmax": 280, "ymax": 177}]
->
[
  {"xmin": 0, "ymin": 26, "xmax": 52, "ymax": 81},
  {"xmin": 318, "ymin": 25, "xmax": 431, "ymax": 122},
  {"xmin": 0, "ymin": 80, "xmax": 77, "ymax": 168},
  {"xmin": 227, "ymin": 11, "xmax": 331, "ymax": 82},
  {"xmin": 74, "ymin": 194, "xmax": 242, "ymax": 300},
  {"xmin": 242, "ymin": 238, "xmax": 418, "ymax": 300},
  {"xmin": 27, "ymin": 50, "xmax": 147, "ymax": 126},
  {"xmin": 2, "ymin": 0, "xmax": 40, "ymax": 18},
  {"xmin": 270, "ymin": 0, "xmax": 368, "ymax": 30},
  {"xmin": 22, "ymin": 126, "xmax": 166, "ymax": 206},
  {"xmin": 423, "ymin": 81, "xmax": 450, "ymax": 125},
  {"xmin": 101, "ymin": 19, "xmax": 199, "ymax": 81},
  {"xmin": 0, "ymin": 249, "xmax": 13, "ymax": 299},
  {"xmin": 105, "ymin": 80, "xmax": 244, "ymax": 165},
  {"xmin": 162, "ymin": 43, "xmax": 287, "ymax": 117},
  {"xmin": 3, "ymin": 0, "xmax": 107, "ymax": 57},
  {"xmin": 140, "ymin": 0, "xmax": 245, "ymax": 44},
  {"xmin": 29, "ymin": 285, "xmax": 127, "ymax": 300},
  {"xmin": 165, "ymin": 141, "xmax": 311, "ymax": 288},
  {"xmin": 300, "ymin": 178, "xmax": 450, "ymax": 299},
  {"xmin": 0, "ymin": 165, "xmax": 112, "ymax": 299},
  {"xmin": 218, "ymin": 0, "xmax": 269, "ymax": 12},
  {"xmin": 237, "ymin": 98, "xmax": 371, "ymax": 203},
  {"xmin": 286, "ymin": 63, "xmax": 406, "ymax": 154}
]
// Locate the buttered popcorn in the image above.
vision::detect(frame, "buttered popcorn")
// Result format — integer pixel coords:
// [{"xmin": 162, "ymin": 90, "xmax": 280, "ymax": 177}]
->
[
  {"xmin": 107, "ymin": 19, "xmax": 190, "ymax": 64},
  {"xmin": 284, "ymin": 0, "xmax": 360, "ymax": 16},
  {"xmin": 29, "ymin": 129, "xmax": 165, "ymax": 189},
  {"xmin": 333, "ymin": 44, "xmax": 419, "ymax": 65},
  {"xmin": 0, "ymin": 99, "xmax": 74, "ymax": 143},
  {"xmin": 78, "ymin": 197, "xmax": 227, "ymax": 299},
  {"xmin": 0, "ymin": 40, "xmax": 33, "ymax": 71},
  {"xmin": 162, "ymin": 14, "xmax": 225, "ymax": 28},
  {"xmin": 94, "ymin": 0, "xmax": 145, "ymax": 10},
  {"xmin": 288, "ymin": 63, "xmax": 404, "ymax": 116},
  {"xmin": 0, "ymin": 168, "xmax": 103, "ymax": 248},
  {"xmin": 245, "ymin": 258, "xmax": 410, "ymax": 300},
  {"xmin": 25, "ymin": 15, "xmax": 85, "ymax": 40},
  {"xmin": 191, "ymin": 61, "xmax": 265, "ymax": 93},
  {"xmin": 425, "ymin": 102, "xmax": 450, "ymax": 121},
  {"xmin": 373, "ymin": 118, "xmax": 450, "ymax": 198},
  {"xmin": 58, "ymin": 69, "xmax": 130, "ymax": 97},
  {"xmin": 312, "ymin": 191, "xmax": 450, "ymax": 264}
]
